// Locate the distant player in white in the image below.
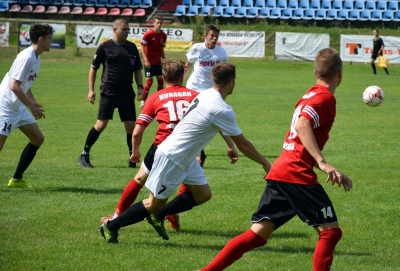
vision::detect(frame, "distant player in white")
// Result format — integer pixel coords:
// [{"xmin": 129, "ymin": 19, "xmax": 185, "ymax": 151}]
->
[
  {"xmin": 0, "ymin": 24, "xmax": 53, "ymax": 188},
  {"xmin": 99, "ymin": 63, "xmax": 271, "ymax": 243},
  {"xmin": 184, "ymin": 24, "xmax": 229, "ymax": 92}
]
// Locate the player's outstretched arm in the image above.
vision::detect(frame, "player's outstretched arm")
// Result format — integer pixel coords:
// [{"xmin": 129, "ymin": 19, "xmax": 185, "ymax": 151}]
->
[
  {"xmin": 219, "ymin": 131, "xmax": 238, "ymax": 164},
  {"xmin": 131, "ymin": 124, "xmax": 146, "ymax": 163}
]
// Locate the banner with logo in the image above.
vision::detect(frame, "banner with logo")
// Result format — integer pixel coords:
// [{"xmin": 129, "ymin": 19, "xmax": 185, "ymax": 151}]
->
[
  {"xmin": 76, "ymin": 25, "xmax": 193, "ymax": 52},
  {"xmin": 19, "ymin": 23, "xmax": 66, "ymax": 48},
  {"xmin": 275, "ymin": 32, "xmax": 330, "ymax": 61},
  {"xmin": 0, "ymin": 22, "xmax": 9, "ymax": 47},
  {"xmin": 340, "ymin": 34, "xmax": 400, "ymax": 64},
  {"xmin": 217, "ymin": 31, "xmax": 265, "ymax": 58}
]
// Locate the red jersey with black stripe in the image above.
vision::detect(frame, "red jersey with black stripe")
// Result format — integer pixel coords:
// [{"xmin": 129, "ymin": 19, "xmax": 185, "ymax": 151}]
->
[
  {"xmin": 141, "ymin": 29, "xmax": 167, "ymax": 65},
  {"xmin": 266, "ymin": 84, "xmax": 336, "ymax": 185},
  {"xmin": 136, "ymin": 85, "xmax": 199, "ymax": 146}
]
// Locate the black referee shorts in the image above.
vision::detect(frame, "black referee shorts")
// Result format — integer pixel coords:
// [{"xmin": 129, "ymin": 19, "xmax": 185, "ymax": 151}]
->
[
  {"xmin": 251, "ymin": 180, "xmax": 338, "ymax": 230},
  {"xmin": 98, "ymin": 93, "xmax": 136, "ymax": 122}
]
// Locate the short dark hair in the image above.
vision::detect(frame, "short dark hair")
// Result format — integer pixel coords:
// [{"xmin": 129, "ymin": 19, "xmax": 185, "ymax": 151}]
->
[
  {"xmin": 162, "ymin": 59, "xmax": 185, "ymax": 83},
  {"xmin": 113, "ymin": 18, "xmax": 129, "ymax": 29},
  {"xmin": 29, "ymin": 24, "xmax": 53, "ymax": 44},
  {"xmin": 205, "ymin": 25, "xmax": 220, "ymax": 35},
  {"xmin": 212, "ymin": 63, "xmax": 236, "ymax": 87},
  {"xmin": 154, "ymin": 15, "xmax": 163, "ymax": 22},
  {"xmin": 314, "ymin": 48, "xmax": 342, "ymax": 80}
]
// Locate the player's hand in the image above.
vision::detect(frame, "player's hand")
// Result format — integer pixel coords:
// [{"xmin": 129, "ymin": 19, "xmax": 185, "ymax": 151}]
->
[
  {"xmin": 144, "ymin": 61, "xmax": 151, "ymax": 69},
  {"xmin": 227, "ymin": 147, "xmax": 238, "ymax": 164},
  {"xmin": 320, "ymin": 162, "xmax": 353, "ymax": 192},
  {"xmin": 30, "ymin": 102, "xmax": 45, "ymax": 120},
  {"xmin": 88, "ymin": 90, "xmax": 96, "ymax": 104},
  {"xmin": 137, "ymin": 88, "xmax": 144, "ymax": 101},
  {"xmin": 130, "ymin": 152, "xmax": 141, "ymax": 163}
]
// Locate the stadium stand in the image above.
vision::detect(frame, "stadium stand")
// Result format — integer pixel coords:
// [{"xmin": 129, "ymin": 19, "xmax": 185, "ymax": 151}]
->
[
  {"xmin": 0, "ymin": 1, "xmax": 10, "ymax": 12},
  {"xmin": 314, "ymin": 9, "xmax": 327, "ymax": 20},
  {"xmin": 258, "ymin": 7, "xmax": 269, "ymax": 18},
  {"xmin": 70, "ymin": 6, "xmax": 83, "ymax": 13},
  {"xmin": 337, "ymin": 9, "xmax": 349, "ymax": 19},
  {"xmin": 140, "ymin": 0, "xmax": 151, "ymax": 8},
  {"xmin": 246, "ymin": 7, "xmax": 258, "ymax": 18},
  {"xmin": 377, "ymin": 1, "xmax": 388, "ymax": 11},
  {"xmin": 193, "ymin": 0, "xmax": 204, "ymax": 7},
  {"xmin": 30, "ymin": 0, "xmax": 41, "ymax": 5},
  {"xmin": 181, "ymin": 0, "xmax": 191, "ymax": 7},
  {"xmin": 107, "ymin": 0, "xmax": 118, "ymax": 7},
  {"xmin": 288, "ymin": 0, "xmax": 298, "ymax": 9},
  {"xmin": 108, "ymin": 7, "xmax": 120, "ymax": 15},
  {"xmin": 95, "ymin": 6, "xmax": 107, "ymax": 14},
  {"xmin": 52, "ymin": 0, "xmax": 63, "ymax": 5},
  {"xmin": 219, "ymin": 0, "xmax": 229, "ymax": 8},
  {"xmin": 231, "ymin": 0, "xmax": 241, "ymax": 8},
  {"xmin": 388, "ymin": 0, "xmax": 399, "ymax": 11},
  {"xmin": 58, "ymin": 5, "xmax": 71, "ymax": 13},
  {"xmin": 40, "ymin": 0, "xmax": 52, "ymax": 4},
  {"xmin": 83, "ymin": 6, "xmax": 95, "ymax": 14},
  {"xmin": 266, "ymin": 0, "xmax": 276, "ymax": 9},
  {"xmin": 133, "ymin": 7, "xmax": 145, "ymax": 16},
  {"xmin": 348, "ymin": 9, "xmax": 361, "ymax": 20},
  {"xmin": 299, "ymin": 0, "xmax": 310, "ymax": 9},
  {"xmin": 277, "ymin": 0, "xmax": 287, "ymax": 9},
  {"xmin": 206, "ymin": 0, "xmax": 217, "ymax": 7},
  {"xmin": 174, "ymin": 4, "xmax": 185, "ymax": 16},
  {"xmin": 359, "ymin": 9, "xmax": 371, "ymax": 20},
  {"xmin": 186, "ymin": 5, "xmax": 198, "ymax": 16},
  {"xmin": 381, "ymin": 9, "xmax": 395, "ymax": 20},
  {"xmin": 332, "ymin": 0, "xmax": 343, "ymax": 10},
  {"xmin": 130, "ymin": 0, "xmax": 141, "ymax": 8},
  {"xmin": 254, "ymin": 0, "xmax": 265, "ymax": 9},
  {"xmin": 269, "ymin": 7, "xmax": 281, "ymax": 19},
  {"xmin": 365, "ymin": 1, "xmax": 376, "ymax": 10},
  {"xmin": 121, "ymin": 7, "xmax": 132, "ymax": 15},
  {"xmin": 119, "ymin": 0, "xmax": 130, "ymax": 8},
  {"xmin": 212, "ymin": 6, "xmax": 224, "ymax": 16},
  {"xmin": 234, "ymin": 6, "xmax": 247, "ymax": 17},
  {"xmin": 354, "ymin": 0, "xmax": 365, "ymax": 11},
  {"xmin": 222, "ymin": 6, "xmax": 235, "ymax": 17},
  {"xmin": 63, "ymin": 0, "xmax": 75, "ymax": 5},
  {"xmin": 9, "ymin": 4, "xmax": 21, "ymax": 12},
  {"xmin": 321, "ymin": 0, "xmax": 332, "ymax": 10},
  {"xmin": 75, "ymin": 0, "xmax": 87, "ymax": 6},
  {"xmin": 199, "ymin": 5, "xmax": 211, "ymax": 15},
  {"xmin": 280, "ymin": 8, "xmax": 292, "ymax": 19},
  {"xmin": 370, "ymin": 9, "xmax": 383, "ymax": 20},
  {"xmin": 243, "ymin": 0, "xmax": 253, "ymax": 8},
  {"xmin": 394, "ymin": 10, "xmax": 400, "ymax": 21},
  {"xmin": 303, "ymin": 8, "xmax": 315, "ymax": 19},
  {"xmin": 326, "ymin": 9, "xmax": 338, "ymax": 19},
  {"xmin": 21, "ymin": 4, "xmax": 33, "ymax": 12},
  {"xmin": 343, "ymin": 0, "xmax": 354, "ymax": 10},
  {"xmin": 292, "ymin": 8, "xmax": 304, "ymax": 19},
  {"xmin": 46, "ymin": 5, "xmax": 58, "ymax": 12},
  {"xmin": 33, "ymin": 5, "xmax": 45, "ymax": 12},
  {"xmin": 96, "ymin": 0, "xmax": 107, "ymax": 6},
  {"xmin": 86, "ymin": 0, "xmax": 97, "ymax": 6},
  {"xmin": 310, "ymin": 0, "xmax": 321, "ymax": 10}
]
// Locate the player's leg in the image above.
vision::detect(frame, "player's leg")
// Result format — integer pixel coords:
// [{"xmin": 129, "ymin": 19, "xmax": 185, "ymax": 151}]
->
[
  {"xmin": 142, "ymin": 67, "xmax": 153, "ymax": 102},
  {"xmin": 165, "ymin": 183, "xmax": 191, "ymax": 230},
  {"xmin": 119, "ymin": 92, "xmax": 137, "ymax": 168},
  {"xmin": 313, "ymin": 223, "xmax": 342, "ymax": 271},
  {"xmin": 370, "ymin": 54, "xmax": 377, "ymax": 75},
  {"xmin": 155, "ymin": 65, "xmax": 164, "ymax": 91}
]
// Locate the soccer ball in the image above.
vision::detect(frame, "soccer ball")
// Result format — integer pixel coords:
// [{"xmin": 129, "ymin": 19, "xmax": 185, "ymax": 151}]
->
[{"xmin": 362, "ymin": 86, "xmax": 385, "ymax": 107}]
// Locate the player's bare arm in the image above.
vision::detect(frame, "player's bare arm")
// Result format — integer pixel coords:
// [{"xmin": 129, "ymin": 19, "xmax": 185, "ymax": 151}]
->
[
  {"xmin": 183, "ymin": 62, "xmax": 193, "ymax": 82},
  {"xmin": 134, "ymin": 69, "xmax": 144, "ymax": 97},
  {"xmin": 10, "ymin": 80, "xmax": 44, "ymax": 119},
  {"xmin": 131, "ymin": 124, "xmax": 146, "ymax": 163},
  {"xmin": 26, "ymin": 89, "xmax": 45, "ymax": 119},
  {"xmin": 230, "ymin": 134, "xmax": 271, "ymax": 173},
  {"xmin": 88, "ymin": 67, "xmax": 97, "ymax": 104},
  {"xmin": 140, "ymin": 45, "xmax": 151, "ymax": 69},
  {"xmin": 219, "ymin": 131, "xmax": 238, "ymax": 164}
]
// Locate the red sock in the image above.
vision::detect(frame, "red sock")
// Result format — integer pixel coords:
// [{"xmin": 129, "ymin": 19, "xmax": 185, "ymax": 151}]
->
[
  {"xmin": 178, "ymin": 184, "xmax": 190, "ymax": 195},
  {"xmin": 143, "ymin": 78, "xmax": 153, "ymax": 100},
  {"xmin": 157, "ymin": 77, "xmax": 164, "ymax": 91},
  {"xmin": 201, "ymin": 229, "xmax": 267, "ymax": 271},
  {"xmin": 313, "ymin": 228, "xmax": 342, "ymax": 271},
  {"xmin": 115, "ymin": 179, "xmax": 143, "ymax": 215}
]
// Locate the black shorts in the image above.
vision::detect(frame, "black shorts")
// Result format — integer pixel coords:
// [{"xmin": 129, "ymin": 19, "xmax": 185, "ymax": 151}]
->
[
  {"xmin": 143, "ymin": 144, "xmax": 158, "ymax": 172},
  {"xmin": 251, "ymin": 180, "xmax": 338, "ymax": 230},
  {"xmin": 98, "ymin": 94, "xmax": 136, "ymax": 121},
  {"xmin": 371, "ymin": 51, "xmax": 383, "ymax": 60},
  {"xmin": 144, "ymin": 65, "xmax": 162, "ymax": 78}
]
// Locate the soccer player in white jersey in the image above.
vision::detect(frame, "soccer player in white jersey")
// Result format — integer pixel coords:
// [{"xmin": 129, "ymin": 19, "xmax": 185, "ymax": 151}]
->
[
  {"xmin": 0, "ymin": 24, "xmax": 53, "ymax": 188},
  {"xmin": 99, "ymin": 63, "xmax": 271, "ymax": 243},
  {"xmin": 184, "ymin": 25, "xmax": 229, "ymax": 92}
]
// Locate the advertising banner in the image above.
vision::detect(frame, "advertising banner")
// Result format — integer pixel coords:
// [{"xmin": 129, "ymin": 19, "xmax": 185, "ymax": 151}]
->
[
  {"xmin": 0, "ymin": 21, "xmax": 9, "ymax": 47},
  {"xmin": 340, "ymin": 34, "xmax": 400, "ymax": 64},
  {"xmin": 217, "ymin": 31, "xmax": 265, "ymax": 58},
  {"xmin": 76, "ymin": 25, "xmax": 193, "ymax": 52},
  {"xmin": 275, "ymin": 32, "xmax": 330, "ymax": 61},
  {"xmin": 19, "ymin": 23, "xmax": 66, "ymax": 49}
]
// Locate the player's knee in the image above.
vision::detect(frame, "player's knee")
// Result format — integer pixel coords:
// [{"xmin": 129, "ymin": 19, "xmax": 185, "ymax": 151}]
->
[
  {"xmin": 320, "ymin": 228, "xmax": 342, "ymax": 244},
  {"xmin": 196, "ymin": 189, "xmax": 212, "ymax": 205},
  {"xmin": 31, "ymin": 134, "xmax": 44, "ymax": 146}
]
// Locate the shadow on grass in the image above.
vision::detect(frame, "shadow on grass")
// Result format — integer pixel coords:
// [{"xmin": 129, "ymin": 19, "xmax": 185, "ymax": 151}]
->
[{"xmin": 0, "ymin": 187, "xmax": 123, "ymax": 194}]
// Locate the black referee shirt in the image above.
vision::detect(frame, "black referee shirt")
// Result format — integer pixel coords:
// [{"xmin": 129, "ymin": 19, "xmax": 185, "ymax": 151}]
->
[
  {"xmin": 373, "ymin": 37, "xmax": 384, "ymax": 54},
  {"xmin": 91, "ymin": 39, "xmax": 143, "ymax": 96}
]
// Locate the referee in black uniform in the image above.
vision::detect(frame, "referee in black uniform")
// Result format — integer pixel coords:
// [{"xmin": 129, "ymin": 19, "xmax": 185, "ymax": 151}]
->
[
  {"xmin": 79, "ymin": 18, "xmax": 143, "ymax": 168},
  {"xmin": 370, "ymin": 29, "xmax": 389, "ymax": 75}
]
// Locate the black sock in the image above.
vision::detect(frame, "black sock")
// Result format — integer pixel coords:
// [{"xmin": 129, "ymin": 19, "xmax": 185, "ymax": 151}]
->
[
  {"xmin": 83, "ymin": 127, "xmax": 100, "ymax": 153},
  {"xmin": 154, "ymin": 192, "xmax": 198, "ymax": 220},
  {"xmin": 107, "ymin": 201, "xmax": 150, "ymax": 232},
  {"xmin": 371, "ymin": 63, "xmax": 376, "ymax": 74},
  {"xmin": 13, "ymin": 143, "xmax": 40, "ymax": 179},
  {"xmin": 127, "ymin": 133, "xmax": 132, "ymax": 156},
  {"xmin": 384, "ymin": 68, "xmax": 389, "ymax": 75}
]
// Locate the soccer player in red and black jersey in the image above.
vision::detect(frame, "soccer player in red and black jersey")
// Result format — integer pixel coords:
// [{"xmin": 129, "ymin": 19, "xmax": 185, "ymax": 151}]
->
[
  {"xmin": 100, "ymin": 59, "xmax": 198, "ymax": 228},
  {"xmin": 199, "ymin": 48, "xmax": 353, "ymax": 271},
  {"xmin": 78, "ymin": 18, "xmax": 143, "ymax": 169},
  {"xmin": 138, "ymin": 15, "xmax": 167, "ymax": 107}
]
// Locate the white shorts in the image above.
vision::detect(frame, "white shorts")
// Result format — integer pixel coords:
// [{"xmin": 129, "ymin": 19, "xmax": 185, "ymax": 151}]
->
[
  {"xmin": 0, "ymin": 107, "xmax": 35, "ymax": 136},
  {"xmin": 145, "ymin": 150, "xmax": 208, "ymax": 200}
]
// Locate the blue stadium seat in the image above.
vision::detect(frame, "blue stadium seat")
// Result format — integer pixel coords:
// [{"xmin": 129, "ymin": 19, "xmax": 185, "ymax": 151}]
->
[
  {"xmin": 62, "ymin": 0, "xmax": 74, "ymax": 5},
  {"xmin": 321, "ymin": 0, "xmax": 332, "ymax": 10},
  {"xmin": 359, "ymin": 9, "xmax": 371, "ymax": 20},
  {"xmin": 130, "ymin": 0, "xmax": 141, "ymax": 7},
  {"xmin": 365, "ymin": 1, "xmax": 376, "ymax": 10},
  {"xmin": 243, "ymin": 0, "xmax": 253, "ymax": 8},
  {"xmin": 281, "ymin": 8, "xmax": 293, "ymax": 19},
  {"xmin": 381, "ymin": 9, "xmax": 394, "ymax": 20},
  {"xmin": 30, "ymin": 0, "xmax": 41, "ymax": 4},
  {"xmin": 85, "ymin": 0, "xmax": 96, "ymax": 5},
  {"xmin": 193, "ymin": 0, "xmax": 204, "ymax": 7},
  {"xmin": 337, "ymin": 9, "xmax": 349, "ymax": 19},
  {"xmin": 388, "ymin": 0, "xmax": 399, "ymax": 11},
  {"xmin": 199, "ymin": 5, "xmax": 211, "ymax": 15},
  {"xmin": 212, "ymin": 6, "xmax": 224, "ymax": 16},
  {"xmin": 343, "ymin": 0, "xmax": 354, "ymax": 10},
  {"xmin": 186, "ymin": 5, "xmax": 198, "ymax": 16},
  {"xmin": 119, "ymin": 0, "xmax": 130, "ymax": 7},
  {"xmin": 234, "ymin": 6, "xmax": 247, "ymax": 17},
  {"xmin": 269, "ymin": 7, "xmax": 281, "ymax": 19},
  {"xmin": 310, "ymin": 0, "xmax": 321, "ymax": 10},
  {"xmin": 288, "ymin": 0, "xmax": 298, "ymax": 9},
  {"xmin": 0, "ymin": 1, "xmax": 9, "ymax": 12},
  {"xmin": 74, "ymin": 0, "xmax": 86, "ymax": 6},
  {"xmin": 18, "ymin": 0, "xmax": 30, "ymax": 4},
  {"xmin": 348, "ymin": 9, "xmax": 360, "ymax": 20},
  {"xmin": 332, "ymin": 0, "xmax": 343, "ymax": 10},
  {"xmin": 182, "ymin": 0, "xmax": 191, "ymax": 7},
  {"xmin": 314, "ymin": 9, "xmax": 326, "ymax": 20},
  {"xmin": 107, "ymin": 0, "xmax": 118, "ymax": 7},
  {"xmin": 393, "ymin": 10, "xmax": 400, "ymax": 21},
  {"xmin": 96, "ymin": 0, "xmax": 107, "ymax": 6},
  {"xmin": 354, "ymin": 0, "xmax": 365, "ymax": 10},
  {"xmin": 266, "ymin": 0, "xmax": 276, "ymax": 9},
  {"xmin": 231, "ymin": 0, "xmax": 241, "ymax": 8},
  {"xmin": 206, "ymin": 0, "xmax": 216, "ymax": 7},
  {"xmin": 52, "ymin": 0, "xmax": 64, "ymax": 5},
  {"xmin": 173, "ymin": 5, "xmax": 186, "ymax": 16},
  {"xmin": 326, "ymin": 9, "xmax": 338, "ymax": 19},
  {"xmin": 222, "ymin": 6, "xmax": 235, "ymax": 17},
  {"xmin": 377, "ymin": 1, "xmax": 387, "ymax": 10},
  {"xmin": 219, "ymin": 0, "xmax": 229, "ymax": 8},
  {"xmin": 370, "ymin": 10, "xmax": 383, "ymax": 20},
  {"xmin": 303, "ymin": 8, "xmax": 315, "ymax": 19},
  {"xmin": 292, "ymin": 8, "xmax": 304, "ymax": 19},
  {"xmin": 40, "ymin": 0, "xmax": 52, "ymax": 4},
  {"xmin": 140, "ymin": 0, "xmax": 152, "ymax": 8},
  {"xmin": 277, "ymin": 0, "xmax": 287, "ymax": 9},
  {"xmin": 255, "ymin": 0, "xmax": 265, "ymax": 9},
  {"xmin": 299, "ymin": 0, "xmax": 309, "ymax": 9},
  {"xmin": 258, "ymin": 7, "xmax": 270, "ymax": 18},
  {"xmin": 246, "ymin": 7, "xmax": 259, "ymax": 18}
]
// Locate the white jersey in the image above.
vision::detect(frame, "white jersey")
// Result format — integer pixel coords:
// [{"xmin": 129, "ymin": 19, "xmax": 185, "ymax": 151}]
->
[
  {"xmin": 0, "ymin": 46, "xmax": 40, "ymax": 114},
  {"xmin": 158, "ymin": 88, "xmax": 241, "ymax": 171},
  {"xmin": 186, "ymin": 43, "xmax": 229, "ymax": 92}
]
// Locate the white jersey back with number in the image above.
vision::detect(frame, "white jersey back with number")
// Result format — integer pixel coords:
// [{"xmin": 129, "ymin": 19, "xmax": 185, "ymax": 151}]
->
[
  {"xmin": 158, "ymin": 88, "xmax": 241, "ymax": 171},
  {"xmin": 186, "ymin": 43, "xmax": 229, "ymax": 92},
  {"xmin": 0, "ymin": 46, "xmax": 40, "ymax": 114}
]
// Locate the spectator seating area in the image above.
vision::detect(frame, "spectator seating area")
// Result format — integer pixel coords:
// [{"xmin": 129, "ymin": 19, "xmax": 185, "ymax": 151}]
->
[
  {"xmin": 0, "ymin": 0, "xmax": 151, "ymax": 16},
  {"xmin": 173, "ymin": 0, "xmax": 400, "ymax": 21}
]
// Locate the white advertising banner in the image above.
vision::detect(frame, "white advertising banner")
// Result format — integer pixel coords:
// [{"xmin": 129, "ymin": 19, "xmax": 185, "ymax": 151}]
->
[
  {"xmin": 0, "ymin": 21, "xmax": 10, "ymax": 47},
  {"xmin": 340, "ymin": 34, "xmax": 400, "ymax": 64},
  {"xmin": 275, "ymin": 32, "xmax": 330, "ymax": 61},
  {"xmin": 76, "ymin": 25, "xmax": 193, "ymax": 52},
  {"xmin": 218, "ymin": 31, "xmax": 265, "ymax": 58}
]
